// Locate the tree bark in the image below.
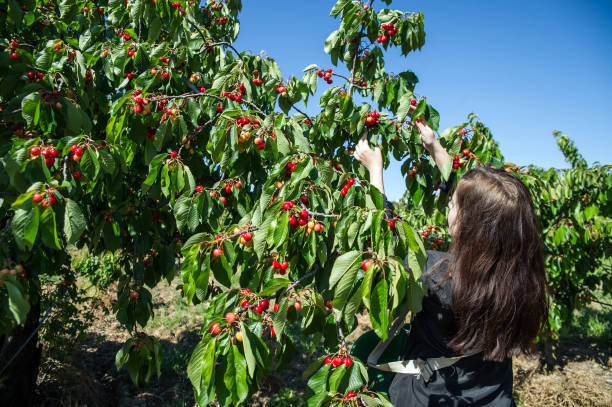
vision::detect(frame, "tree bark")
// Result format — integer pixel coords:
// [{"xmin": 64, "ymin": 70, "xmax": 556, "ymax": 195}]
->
[
  {"xmin": 540, "ymin": 337, "xmax": 561, "ymax": 372},
  {"xmin": 0, "ymin": 297, "xmax": 42, "ymax": 407}
]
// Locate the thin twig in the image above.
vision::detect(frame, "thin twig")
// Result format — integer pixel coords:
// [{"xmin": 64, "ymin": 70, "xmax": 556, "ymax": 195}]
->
[
  {"xmin": 590, "ymin": 298, "xmax": 612, "ymax": 307},
  {"xmin": 290, "ymin": 104, "xmax": 313, "ymax": 124},
  {"xmin": 287, "ymin": 268, "xmax": 319, "ymax": 292},
  {"xmin": 0, "ymin": 108, "xmax": 22, "ymax": 117},
  {"xmin": 335, "ymin": 317, "xmax": 347, "ymax": 350}
]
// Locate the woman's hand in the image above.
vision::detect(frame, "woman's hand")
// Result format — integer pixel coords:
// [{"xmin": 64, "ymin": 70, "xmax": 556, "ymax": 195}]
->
[
  {"xmin": 353, "ymin": 131, "xmax": 385, "ymax": 194},
  {"xmin": 409, "ymin": 105, "xmax": 436, "ymax": 150},
  {"xmin": 409, "ymin": 104, "xmax": 452, "ymax": 175},
  {"xmin": 354, "ymin": 131, "xmax": 383, "ymax": 173}
]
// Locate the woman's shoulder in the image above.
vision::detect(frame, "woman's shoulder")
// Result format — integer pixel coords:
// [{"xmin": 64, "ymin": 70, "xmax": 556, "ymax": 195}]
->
[
  {"xmin": 420, "ymin": 250, "xmax": 452, "ymax": 304},
  {"xmin": 425, "ymin": 250, "xmax": 449, "ymax": 272}
]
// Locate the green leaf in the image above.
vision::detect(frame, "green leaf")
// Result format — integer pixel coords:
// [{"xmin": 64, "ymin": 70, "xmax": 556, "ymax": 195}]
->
[
  {"xmin": 370, "ymin": 279, "xmax": 389, "ymax": 340},
  {"xmin": 361, "ymin": 263, "xmax": 377, "ymax": 309},
  {"xmin": 273, "ymin": 297, "xmax": 289, "ymax": 339},
  {"xmin": 11, "ymin": 206, "xmax": 39, "ymax": 250},
  {"xmin": 440, "ymin": 159, "xmax": 452, "ymax": 181},
  {"xmin": 224, "ymin": 345, "xmax": 248, "ymax": 404},
  {"xmin": 324, "ymin": 30, "xmax": 340, "ymax": 54},
  {"xmin": 240, "ymin": 323, "xmax": 257, "ymax": 378},
  {"xmin": 254, "ymin": 214, "xmax": 274, "ymax": 260},
  {"xmin": 142, "ymin": 153, "xmax": 166, "ymax": 192},
  {"xmin": 273, "ymin": 211, "xmax": 289, "ymax": 248},
  {"xmin": 21, "ymin": 92, "xmax": 41, "ymax": 126},
  {"xmin": 329, "ymin": 251, "xmax": 361, "ymax": 288},
  {"xmin": 5, "ymin": 278, "xmax": 30, "ymax": 325},
  {"xmin": 330, "ymin": 0, "xmax": 351, "ymax": 17},
  {"xmin": 396, "ymin": 93, "xmax": 413, "ymax": 123},
  {"xmin": 98, "ymin": 149, "xmax": 116, "ymax": 174},
  {"xmin": 187, "ymin": 337, "xmax": 217, "ymax": 395},
  {"xmin": 63, "ymin": 198, "xmax": 87, "ymax": 244},
  {"xmin": 40, "ymin": 209, "xmax": 61, "ymax": 250}
]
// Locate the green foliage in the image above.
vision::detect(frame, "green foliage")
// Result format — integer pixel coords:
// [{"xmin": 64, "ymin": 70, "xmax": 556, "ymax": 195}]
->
[{"xmin": 73, "ymin": 251, "xmax": 124, "ymax": 290}]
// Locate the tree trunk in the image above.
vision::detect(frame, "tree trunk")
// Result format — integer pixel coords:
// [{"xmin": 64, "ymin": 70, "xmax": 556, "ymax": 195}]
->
[
  {"xmin": 540, "ymin": 337, "xmax": 561, "ymax": 372},
  {"xmin": 0, "ymin": 297, "xmax": 42, "ymax": 407}
]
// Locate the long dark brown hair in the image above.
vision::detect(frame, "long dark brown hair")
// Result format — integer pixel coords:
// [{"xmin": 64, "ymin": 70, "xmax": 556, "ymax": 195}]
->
[{"xmin": 446, "ymin": 166, "xmax": 549, "ymax": 362}]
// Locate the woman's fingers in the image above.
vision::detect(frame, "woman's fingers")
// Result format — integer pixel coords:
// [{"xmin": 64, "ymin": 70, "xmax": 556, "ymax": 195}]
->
[{"xmin": 360, "ymin": 129, "xmax": 368, "ymax": 142}]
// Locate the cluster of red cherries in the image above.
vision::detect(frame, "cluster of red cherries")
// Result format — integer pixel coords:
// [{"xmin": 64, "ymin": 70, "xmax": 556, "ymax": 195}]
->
[
  {"xmin": 316, "ymin": 68, "xmax": 334, "ymax": 84},
  {"xmin": 340, "ymin": 178, "xmax": 356, "ymax": 197},
  {"xmin": 251, "ymin": 71, "xmax": 263, "ymax": 85},
  {"xmin": 221, "ymin": 83, "xmax": 247, "ymax": 104},
  {"xmin": 170, "ymin": 1, "xmax": 187, "ymax": 16},
  {"xmin": 32, "ymin": 188, "xmax": 57, "ymax": 208},
  {"xmin": 376, "ymin": 22, "xmax": 398, "ymax": 43}
]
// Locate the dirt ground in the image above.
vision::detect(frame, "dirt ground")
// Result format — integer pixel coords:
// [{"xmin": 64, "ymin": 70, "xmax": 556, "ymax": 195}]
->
[{"xmin": 34, "ymin": 278, "xmax": 612, "ymax": 407}]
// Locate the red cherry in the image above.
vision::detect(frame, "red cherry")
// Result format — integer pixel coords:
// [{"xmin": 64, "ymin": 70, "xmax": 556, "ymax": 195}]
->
[
  {"xmin": 346, "ymin": 391, "xmax": 356, "ymax": 399},
  {"xmin": 235, "ymin": 181, "xmax": 242, "ymax": 189},
  {"xmin": 225, "ymin": 312, "xmax": 236, "ymax": 323},
  {"xmin": 212, "ymin": 248, "xmax": 223, "ymax": 257},
  {"xmin": 362, "ymin": 259, "xmax": 372, "ymax": 271},
  {"xmin": 253, "ymin": 305, "xmax": 262, "ymax": 313},
  {"xmin": 280, "ymin": 261, "xmax": 289, "ymax": 271},
  {"xmin": 30, "ymin": 147, "xmax": 40, "ymax": 157},
  {"xmin": 224, "ymin": 184, "xmax": 232, "ymax": 194},
  {"xmin": 72, "ymin": 171, "xmax": 82, "ymax": 180},
  {"xmin": 210, "ymin": 323, "xmax": 221, "ymax": 335},
  {"xmin": 298, "ymin": 218, "xmax": 308, "ymax": 226},
  {"xmin": 388, "ymin": 220, "xmax": 395, "ymax": 228},
  {"xmin": 289, "ymin": 216, "xmax": 298, "ymax": 228},
  {"xmin": 242, "ymin": 301, "xmax": 252, "ymax": 308},
  {"xmin": 45, "ymin": 157, "xmax": 55, "ymax": 167},
  {"xmin": 299, "ymin": 209, "xmax": 309, "ymax": 220},
  {"xmin": 332, "ymin": 356, "xmax": 343, "ymax": 367},
  {"xmin": 170, "ymin": 150, "xmax": 178, "ymax": 158},
  {"xmin": 9, "ymin": 52, "xmax": 19, "ymax": 60},
  {"xmin": 325, "ymin": 299, "xmax": 333, "ymax": 310},
  {"xmin": 210, "ymin": 191, "xmax": 217, "ymax": 197},
  {"xmin": 462, "ymin": 149, "xmax": 470, "ymax": 156},
  {"xmin": 41, "ymin": 149, "xmax": 51, "ymax": 158},
  {"xmin": 50, "ymin": 148, "xmax": 60, "ymax": 158},
  {"xmin": 272, "ymin": 260, "xmax": 281, "ymax": 269},
  {"xmin": 325, "ymin": 356, "xmax": 333, "ymax": 364},
  {"xmin": 241, "ymin": 232, "xmax": 252, "ymax": 242},
  {"xmin": 32, "ymin": 192, "xmax": 43, "ymax": 203},
  {"xmin": 293, "ymin": 301, "xmax": 301, "ymax": 311},
  {"xmin": 259, "ymin": 299, "xmax": 269, "ymax": 310},
  {"xmin": 274, "ymin": 303, "xmax": 279, "ymax": 312},
  {"xmin": 343, "ymin": 357, "xmax": 353, "ymax": 367},
  {"xmin": 196, "ymin": 185, "xmax": 203, "ymax": 193}
]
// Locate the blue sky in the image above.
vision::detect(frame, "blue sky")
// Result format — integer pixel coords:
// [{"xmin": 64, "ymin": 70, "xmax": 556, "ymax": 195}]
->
[{"xmin": 232, "ymin": 0, "xmax": 612, "ymax": 201}]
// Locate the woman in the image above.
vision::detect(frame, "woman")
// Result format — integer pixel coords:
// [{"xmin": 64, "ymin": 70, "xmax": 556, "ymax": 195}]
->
[{"xmin": 353, "ymin": 114, "xmax": 549, "ymax": 406}]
